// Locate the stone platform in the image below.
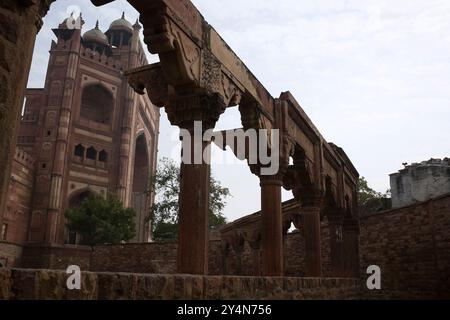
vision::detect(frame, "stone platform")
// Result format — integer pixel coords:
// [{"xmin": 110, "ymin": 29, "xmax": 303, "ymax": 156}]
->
[{"xmin": 0, "ymin": 269, "xmax": 361, "ymax": 300}]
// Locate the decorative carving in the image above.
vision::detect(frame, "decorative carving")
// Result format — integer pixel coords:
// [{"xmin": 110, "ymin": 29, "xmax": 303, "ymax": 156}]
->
[
  {"xmin": 200, "ymin": 49, "xmax": 222, "ymax": 94},
  {"xmin": 166, "ymin": 93, "xmax": 226, "ymax": 130},
  {"xmin": 126, "ymin": 64, "xmax": 168, "ymax": 108}
]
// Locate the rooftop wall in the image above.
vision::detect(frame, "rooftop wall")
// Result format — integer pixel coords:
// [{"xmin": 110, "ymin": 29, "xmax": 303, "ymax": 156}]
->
[{"xmin": 390, "ymin": 158, "xmax": 450, "ymax": 208}]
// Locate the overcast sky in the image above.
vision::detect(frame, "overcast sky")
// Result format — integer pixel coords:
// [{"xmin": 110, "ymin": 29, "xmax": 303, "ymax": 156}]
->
[{"xmin": 28, "ymin": 0, "xmax": 450, "ymax": 221}]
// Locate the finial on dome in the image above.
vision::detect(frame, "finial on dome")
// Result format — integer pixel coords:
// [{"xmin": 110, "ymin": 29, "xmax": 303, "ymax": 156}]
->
[
  {"xmin": 95, "ymin": 20, "xmax": 99, "ymax": 29},
  {"xmin": 122, "ymin": 11, "xmax": 125, "ymax": 19},
  {"xmin": 133, "ymin": 18, "xmax": 141, "ymax": 30},
  {"xmin": 80, "ymin": 12, "xmax": 85, "ymax": 27}
]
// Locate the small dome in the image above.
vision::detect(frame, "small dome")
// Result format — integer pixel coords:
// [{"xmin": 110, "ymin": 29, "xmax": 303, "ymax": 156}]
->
[
  {"xmin": 83, "ymin": 21, "xmax": 109, "ymax": 46},
  {"xmin": 108, "ymin": 12, "xmax": 133, "ymax": 33}
]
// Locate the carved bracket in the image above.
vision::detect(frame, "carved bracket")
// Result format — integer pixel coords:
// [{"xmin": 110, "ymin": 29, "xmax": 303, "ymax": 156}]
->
[{"xmin": 126, "ymin": 64, "xmax": 168, "ymax": 108}]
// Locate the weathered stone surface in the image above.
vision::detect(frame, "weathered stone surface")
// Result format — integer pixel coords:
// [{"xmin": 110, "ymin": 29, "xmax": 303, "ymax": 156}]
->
[
  {"xmin": 390, "ymin": 159, "xmax": 450, "ymax": 208},
  {"xmin": 1, "ymin": 268, "xmax": 362, "ymax": 300},
  {"xmin": 0, "ymin": 269, "xmax": 11, "ymax": 299}
]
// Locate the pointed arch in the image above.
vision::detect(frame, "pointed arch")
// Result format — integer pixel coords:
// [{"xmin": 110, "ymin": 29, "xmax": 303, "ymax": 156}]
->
[{"xmin": 80, "ymin": 83, "xmax": 114, "ymax": 124}]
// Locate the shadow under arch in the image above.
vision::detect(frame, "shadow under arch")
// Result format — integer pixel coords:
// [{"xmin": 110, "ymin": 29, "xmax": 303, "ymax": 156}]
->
[
  {"xmin": 65, "ymin": 188, "xmax": 96, "ymax": 245},
  {"xmin": 131, "ymin": 132, "xmax": 151, "ymax": 242}
]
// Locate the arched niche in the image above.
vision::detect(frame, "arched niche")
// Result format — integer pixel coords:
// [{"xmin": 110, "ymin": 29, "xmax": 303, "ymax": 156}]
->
[{"xmin": 80, "ymin": 84, "xmax": 114, "ymax": 125}]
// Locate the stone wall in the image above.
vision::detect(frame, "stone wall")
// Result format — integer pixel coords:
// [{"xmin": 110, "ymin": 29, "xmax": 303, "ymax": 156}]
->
[
  {"xmin": 0, "ymin": 241, "xmax": 23, "ymax": 268},
  {"xmin": 0, "ymin": 268, "xmax": 361, "ymax": 300},
  {"xmin": 360, "ymin": 193, "xmax": 450, "ymax": 299}
]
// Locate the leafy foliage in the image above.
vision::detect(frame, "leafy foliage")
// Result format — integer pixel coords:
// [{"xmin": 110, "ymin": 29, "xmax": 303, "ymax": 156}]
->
[
  {"xmin": 65, "ymin": 193, "xmax": 136, "ymax": 247},
  {"xmin": 357, "ymin": 177, "xmax": 391, "ymax": 214},
  {"xmin": 150, "ymin": 157, "xmax": 230, "ymax": 241}
]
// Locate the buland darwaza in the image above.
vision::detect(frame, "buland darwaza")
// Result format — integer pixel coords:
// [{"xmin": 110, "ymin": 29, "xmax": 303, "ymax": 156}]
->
[{"xmin": 0, "ymin": 0, "xmax": 359, "ymax": 281}]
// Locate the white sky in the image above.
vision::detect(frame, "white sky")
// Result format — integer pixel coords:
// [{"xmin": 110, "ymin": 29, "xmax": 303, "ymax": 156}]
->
[{"xmin": 28, "ymin": 0, "xmax": 450, "ymax": 222}]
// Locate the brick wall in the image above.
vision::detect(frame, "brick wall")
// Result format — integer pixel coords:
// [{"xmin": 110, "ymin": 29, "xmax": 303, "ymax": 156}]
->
[
  {"xmin": 0, "ymin": 268, "xmax": 361, "ymax": 300},
  {"xmin": 20, "ymin": 244, "xmax": 91, "ymax": 271},
  {"xmin": 8, "ymin": 229, "xmax": 333, "ymax": 277},
  {"xmin": 360, "ymin": 193, "xmax": 450, "ymax": 299},
  {"xmin": 91, "ymin": 242, "xmax": 177, "ymax": 274},
  {"xmin": 2, "ymin": 148, "xmax": 35, "ymax": 244}
]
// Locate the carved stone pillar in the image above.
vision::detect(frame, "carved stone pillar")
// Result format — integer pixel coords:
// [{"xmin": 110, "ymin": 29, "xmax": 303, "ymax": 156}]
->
[
  {"xmin": 343, "ymin": 217, "xmax": 360, "ymax": 278},
  {"xmin": 327, "ymin": 208, "xmax": 345, "ymax": 277},
  {"xmin": 170, "ymin": 93, "xmax": 225, "ymax": 275},
  {"xmin": 0, "ymin": 0, "xmax": 54, "ymax": 229},
  {"xmin": 301, "ymin": 194, "xmax": 324, "ymax": 277},
  {"xmin": 260, "ymin": 174, "xmax": 284, "ymax": 276}
]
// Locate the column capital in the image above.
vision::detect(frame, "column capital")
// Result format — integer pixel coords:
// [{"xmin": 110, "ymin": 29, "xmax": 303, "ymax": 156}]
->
[
  {"xmin": 166, "ymin": 93, "xmax": 226, "ymax": 130},
  {"xmin": 299, "ymin": 189, "xmax": 325, "ymax": 208},
  {"xmin": 259, "ymin": 174, "xmax": 284, "ymax": 186}
]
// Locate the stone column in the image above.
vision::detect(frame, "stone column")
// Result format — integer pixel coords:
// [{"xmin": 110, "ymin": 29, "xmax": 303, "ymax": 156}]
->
[
  {"xmin": 177, "ymin": 128, "xmax": 211, "ymax": 274},
  {"xmin": 0, "ymin": 0, "xmax": 53, "ymax": 229},
  {"xmin": 343, "ymin": 217, "xmax": 360, "ymax": 278},
  {"xmin": 167, "ymin": 94, "xmax": 225, "ymax": 275},
  {"xmin": 327, "ymin": 208, "xmax": 345, "ymax": 277},
  {"xmin": 260, "ymin": 175, "xmax": 284, "ymax": 276},
  {"xmin": 301, "ymin": 195, "xmax": 323, "ymax": 277}
]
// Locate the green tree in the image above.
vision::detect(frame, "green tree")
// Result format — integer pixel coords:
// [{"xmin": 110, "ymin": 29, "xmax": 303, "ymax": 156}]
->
[
  {"xmin": 65, "ymin": 193, "xmax": 136, "ymax": 247},
  {"xmin": 150, "ymin": 157, "xmax": 230, "ymax": 241},
  {"xmin": 358, "ymin": 177, "xmax": 391, "ymax": 214}
]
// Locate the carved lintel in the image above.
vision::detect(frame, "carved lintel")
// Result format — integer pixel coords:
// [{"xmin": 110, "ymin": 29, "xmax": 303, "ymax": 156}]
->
[
  {"xmin": 133, "ymin": 1, "xmax": 201, "ymax": 87},
  {"xmin": 125, "ymin": 64, "xmax": 168, "ymax": 108}
]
